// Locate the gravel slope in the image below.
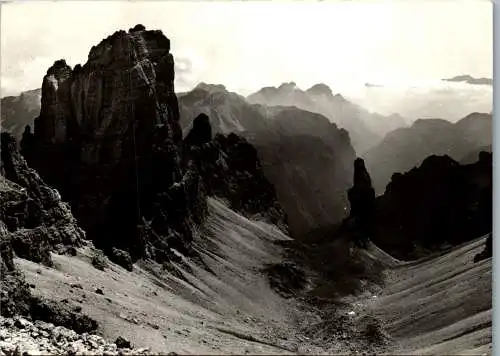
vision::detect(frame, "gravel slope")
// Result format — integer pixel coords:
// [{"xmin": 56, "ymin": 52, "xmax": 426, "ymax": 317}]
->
[
  {"xmin": 11, "ymin": 199, "xmax": 491, "ymax": 355},
  {"xmin": 369, "ymin": 236, "xmax": 492, "ymax": 355}
]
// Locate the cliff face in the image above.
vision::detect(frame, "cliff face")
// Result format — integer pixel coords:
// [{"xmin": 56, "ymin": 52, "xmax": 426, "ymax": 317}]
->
[
  {"xmin": 0, "ymin": 132, "xmax": 86, "ymax": 318},
  {"xmin": 247, "ymin": 107, "xmax": 356, "ymax": 238},
  {"xmin": 372, "ymin": 152, "xmax": 492, "ymax": 260},
  {"xmin": 179, "ymin": 86, "xmax": 356, "ymax": 239},
  {"xmin": 183, "ymin": 117, "xmax": 287, "ymax": 231},
  {"xmin": 35, "ymin": 26, "xmax": 179, "ymax": 147},
  {"xmin": 22, "ymin": 26, "xmax": 198, "ymax": 260},
  {"xmin": 22, "ymin": 26, "xmax": 286, "ymax": 262}
]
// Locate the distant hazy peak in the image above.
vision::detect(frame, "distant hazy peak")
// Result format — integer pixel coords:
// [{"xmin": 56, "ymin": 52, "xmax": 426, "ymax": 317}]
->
[
  {"xmin": 412, "ymin": 118, "xmax": 453, "ymax": 128},
  {"xmin": 194, "ymin": 82, "xmax": 227, "ymax": 93},
  {"xmin": 460, "ymin": 112, "xmax": 492, "ymax": 121},
  {"xmin": 1, "ymin": 88, "xmax": 41, "ymax": 101},
  {"xmin": 442, "ymin": 75, "xmax": 492, "ymax": 86},
  {"xmin": 21, "ymin": 88, "xmax": 42, "ymax": 96},
  {"xmin": 278, "ymin": 82, "xmax": 297, "ymax": 90},
  {"xmin": 332, "ymin": 93, "xmax": 347, "ymax": 102},
  {"xmin": 306, "ymin": 83, "xmax": 333, "ymax": 97}
]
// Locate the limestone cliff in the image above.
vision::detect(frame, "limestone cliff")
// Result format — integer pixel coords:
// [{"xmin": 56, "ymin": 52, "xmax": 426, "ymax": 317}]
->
[
  {"xmin": 22, "ymin": 26, "xmax": 286, "ymax": 262},
  {"xmin": 0, "ymin": 132, "xmax": 93, "ymax": 330},
  {"xmin": 373, "ymin": 152, "xmax": 492, "ymax": 259},
  {"xmin": 22, "ymin": 26, "xmax": 197, "ymax": 260}
]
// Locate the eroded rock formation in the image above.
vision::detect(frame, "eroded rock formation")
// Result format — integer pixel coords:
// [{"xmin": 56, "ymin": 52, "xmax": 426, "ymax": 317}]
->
[
  {"xmin": 179, "ymin": 85, "xmax": 357, "ymax": 238},
  {"xmin": 1, "ymin": 132, "xmax": 85, "ymax": 265},
  {"xmin": 364, "ymin": 113, "xmax": 492, "ymax": 194},
  {"xmin": 21, "ymin": 26, "xmax": 286, "ymax": 262},
  {"xmin": 347, "ymin": 158, "xmax": 376, "ymax": 247},
  {"xmin": 22, "ymin": 27, "xmax": 196, "ymax": 261},
  {"xmin": 184, "ymin": 129, "xmax": 287, "ymax": 231}
]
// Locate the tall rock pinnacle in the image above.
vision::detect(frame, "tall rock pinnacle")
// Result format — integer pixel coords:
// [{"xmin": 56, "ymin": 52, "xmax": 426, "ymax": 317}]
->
[{"xmin": 23, "ymin": 26, "xmax": 189, "ymax": 259}]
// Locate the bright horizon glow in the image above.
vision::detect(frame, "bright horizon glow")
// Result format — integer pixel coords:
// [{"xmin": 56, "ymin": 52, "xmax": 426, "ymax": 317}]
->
[{"xmin": 1, "ymin": 0, "xmax": 493, "ymax": 100}]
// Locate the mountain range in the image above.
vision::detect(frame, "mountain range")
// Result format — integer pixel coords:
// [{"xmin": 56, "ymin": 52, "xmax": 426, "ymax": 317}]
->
[
  {"xmin": 1, "ymin": 80, "xmax": 492, "ymax": 235},
  {"xmin": 1, "ymin": 88, "xmax": 42, "ymax": 140},
  {"xmin": 3, "ymin": 81, "xmax": 408, "ymax": 155},
  {"xmin": 0, "ymin": 25, "xmax": 492, "ymax": 355},
  {"xmin": 246, "ymin": 82, "xmax": 407, "ymax": 153},
  {"xmin": 179, "ymin": 83, "xmax": 355, "ymax": 238},
  {"xmin": 364, "ymin": 112, "xmax": 492, "ymax": 194}
]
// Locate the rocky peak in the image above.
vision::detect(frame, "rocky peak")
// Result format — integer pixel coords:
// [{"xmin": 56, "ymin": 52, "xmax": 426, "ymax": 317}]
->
[
  {"xmin": 86, "ymin": 26, "xmax": 171, "ymax": 69},
  {"xmin": 184, "ymin": 130, "xmax": 287, "ymax": 231},
  {"xmin": 46, "ymin": 60, "xmax": 72, "ymax": 78},
  {"xmin": 353, "ymin": 158, "xmax": 373, "ymax": 190},
  {"xmin": 411, "ymin": 118, "xmax": 451, "ymax": 129},
  {"xmin": 347, "ymin": 158, "xmax": 375, "ymax": 247},
  {"xmin": 22, "ymin": 26, "xmax": 287, "ymax": 263},
  {"xmin": 278, "ymin": 82, "xmax": 297, "ymax": 92},
  {"xmin": 332, "ymin": 93, "xmax": 347, "ymax": 102},
  {"xmin": 129, "ymin": 23, "xmax": 146, "ymax": 32},
  {"xmin": 306, "ymin": 83, "xmax": 333, "ymax": 97},
  {"xmin": 194, "ymin": 82, "xmax": 227, "ymax": 94},
  {"xmin": 23, "ymin": 27, "xmax": 184, "ymax": 260},
  {"xmin": 419, "ymin": 154, "xmax": 458, "ymax": 171}
]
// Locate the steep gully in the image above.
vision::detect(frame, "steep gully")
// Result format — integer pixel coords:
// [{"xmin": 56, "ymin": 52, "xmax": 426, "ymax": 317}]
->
[{"xmin": 1, "ymin": 25, "xmax": 492, "ymax": 354}]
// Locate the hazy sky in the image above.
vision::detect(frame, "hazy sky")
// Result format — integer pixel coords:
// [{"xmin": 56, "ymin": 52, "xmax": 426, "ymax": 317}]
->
[{"xmin": 0, "ymin": 0, "xmax": 493, "ymax": 97}]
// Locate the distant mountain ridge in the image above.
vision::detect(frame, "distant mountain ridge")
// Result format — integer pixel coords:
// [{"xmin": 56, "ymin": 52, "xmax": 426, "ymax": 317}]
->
[
  {"xmin": 247, "ymin": 82, "xmax": 408, "ymax": 154},
  {"xmin": 364, "ymin": 112, "xmax": 492, "ymax": 194},
  {"xmin": 1, "ymin": 88, "xmax": 42, "ymax": 140}
]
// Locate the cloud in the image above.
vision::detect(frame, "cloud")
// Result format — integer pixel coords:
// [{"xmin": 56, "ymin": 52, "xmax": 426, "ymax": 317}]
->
[
  {"xmin": 1, "ymin": 1, "xmax": 492, "ymax": 100},
  {"xmin": 442, "ymin": 75, "xmax": 493, "ymax": 86}
]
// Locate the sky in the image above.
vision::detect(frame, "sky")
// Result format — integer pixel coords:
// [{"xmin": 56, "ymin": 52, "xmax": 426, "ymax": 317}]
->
[{"xmin": 0, "ymin": 0, "xmax": 493, "ymax": 99}]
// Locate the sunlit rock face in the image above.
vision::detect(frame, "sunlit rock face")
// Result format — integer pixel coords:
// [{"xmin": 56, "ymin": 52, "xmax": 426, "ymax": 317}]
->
[
  {"xmin": 0, "ymin": 88, "xmax": 42, "ymax": 141},
  {"xmin": 364, "ymin": 112, "xmax": 492, "ymax": 194}
]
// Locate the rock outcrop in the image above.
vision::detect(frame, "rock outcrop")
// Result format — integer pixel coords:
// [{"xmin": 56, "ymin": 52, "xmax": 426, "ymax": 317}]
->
[
  {"xmin": 179, "ymin": 85, "xmax": 356, "ymax": 239},
  {"xmin": 1, "ymin": 132, "xmax": 85, "ymax": 266},
  {"xmin": 21, "ymin": 26, "xmax": 287, "ymax": 262},
  {"xmin": 22, "ymin": 27, "xmax": 198, "ymax": 261},
  {"xmin": 372, "ymin": 152, "xmax": 492, "ymax": 259},
  {"xmin": 183, "ymin": 113, "xmax": 212, "ymax": 147}
]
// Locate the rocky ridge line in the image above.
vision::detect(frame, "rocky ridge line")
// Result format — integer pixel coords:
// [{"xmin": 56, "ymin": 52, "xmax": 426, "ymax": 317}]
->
[{"xmin": 21, "ymin": 25, "xmax": 286, "ymax": 265}]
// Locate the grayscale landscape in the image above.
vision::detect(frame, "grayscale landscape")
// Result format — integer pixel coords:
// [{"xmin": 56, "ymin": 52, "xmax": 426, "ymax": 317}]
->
[{"xmin": 0, "ymin": 1, "xmax": 492, "ymax": 355}]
